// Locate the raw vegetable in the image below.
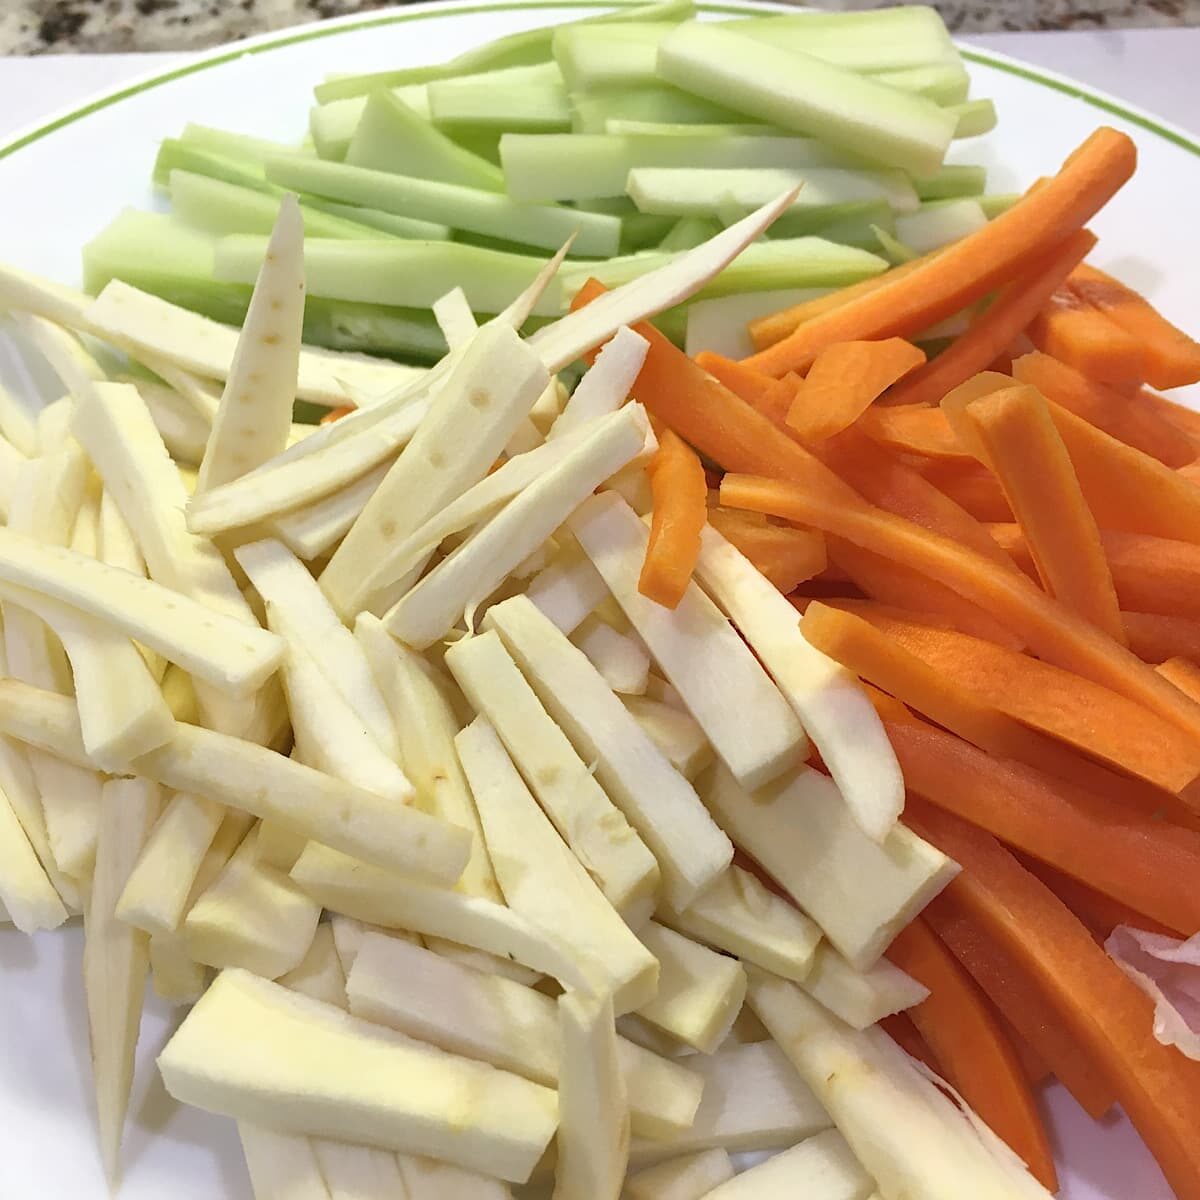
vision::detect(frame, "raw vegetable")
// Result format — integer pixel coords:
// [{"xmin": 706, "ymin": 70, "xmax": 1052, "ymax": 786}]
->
[
  {"xmin": 656, "ymin": 23, "xmax": 956, "ymax": 176},
  {"xmin": 639, "ymin": 428, "xmax": 707, "ymax": 608},
  {"xmin": 699, "ymin": 1129, "xmax": 874, "ymax": 1200},
  {"xmin": 157, "ymin": 969, "xmax": 558, "ymax": 1183}
]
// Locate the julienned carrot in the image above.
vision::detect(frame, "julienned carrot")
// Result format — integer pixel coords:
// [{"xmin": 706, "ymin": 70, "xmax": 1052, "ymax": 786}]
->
[
  {"xmin": 1012, "ymin": 351, "xmax": 1194, "ymax": 467},
  {"xmin": 743, "ymin": 128, "xmax": 1136, "ymax": 376},
  {"xmin": 639, "ymin": 428, "xmax": 707, "ymax": 609},
  {"xmin": 883, "ymin": 717, "xmax": 1200, "ymax": 934},
  {"xmin": 572, "ymin": 278, "xmax": 864, "ymax": 506},
  {"xmin": 993, "ymin": 524, "xmax": 1200, "ymax": 623},
  {"xmin": 1124, "ymin": 611, "xmax": 1200, "ymax": 665},
  {"xmin": 879, "ymin": 1012, "xmax": 942, "ymax": 1075},
  {"xmin": 953, "ymin": 384, "xmax": 1126, "ymax": 643},
  {"xmin": 919, "ymin": 459, "xmax": 1012, "ymax": 522},
  {"xmin": 320, "ymin": 404, "xmax": 355, "ymax": 424},
  {"xmin": 802, "ymin": 599, "xmax": 1188, "ymax": 813},
  {"xmin": 1068, "ymin": 262, "xmax": 1200, "ymax": 389},
  {"xmin": 1018, "ymin": 853, "xmax": 1181, "ymax": 943},
  {"xmin": 1179, "ymin": 462, "xmax": 1200, "ymax": 486},
  {"xmin": 816, "ymin": 431, "xmax": 1016, "ymax": 571},
  {"xmin": 886, "ymin": 917, "xmax": 1058, "ymax": 1190},
  {"xmin": 1027, "ymin": 286, "xmax": 1147, "ymax": 385},
  {"xmin": 719, "ymin": 472, "xmax": 1200, "ymax": 743},
  {"xmin": 1047, "ymin": 397, "xmax": 1200, "ymax": 543},
  {"xmin": 1157, "ymin": 656, "xmax": 1200, "ymax": 704},
  {"xmin": 706, "ymin": 507, "xmax": 827, "ymax": 592},
  {"xmin": 858, "ymin": 609, "xmax": 1200, "ymax": 796},
  {"xmin": 785, "ymin": 338, "xmax": 925, "ymax": 443},
  {"xmin": 854, "ymin": 404, "xmax": 970, "ymax": 461},
  {"xmin": 911, "ymin": 801, "xmax": 1200, "ymax": 1200},
  {"xmin": 823, "ymin": 539, "xmax": 1025, "ymax": 650},
  {"xmin": 747, "ymin": 252, "xmax": 937, "ymax": 352},
  {"xmin": 692, "ymin": 351, "xmax": 773, "ymax": 406},
  {"xmin": 875, "ymin": 229, "xmax": 1096, "ymax": 408},
  {"xmin": 994, "ymin": 1009, "xmax": 1053, "ymax": 1087},
  {"xmin": 919, "ymin": 878, "xmax": 1117, "ymax": 1119}
]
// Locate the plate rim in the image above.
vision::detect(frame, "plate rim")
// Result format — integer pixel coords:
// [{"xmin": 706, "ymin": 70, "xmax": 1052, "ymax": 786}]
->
[{"xmin": 0, "ymin": 0, "xmax": 1196, "ymax": 167}]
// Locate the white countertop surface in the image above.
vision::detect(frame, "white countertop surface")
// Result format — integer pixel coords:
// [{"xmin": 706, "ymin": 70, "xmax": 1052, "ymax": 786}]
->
[{"xmin": 0, "ymin": 27, "xmax": 1197, "ymax": 142}]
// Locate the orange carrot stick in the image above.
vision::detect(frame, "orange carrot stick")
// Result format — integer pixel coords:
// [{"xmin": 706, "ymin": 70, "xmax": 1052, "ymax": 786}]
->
[
  {"xmin": 802, "ymin": 599, "xmax": 1190, "ymax": 812},
  {"xmin": 1018, "ymin": 853, "xmax": 1182, "ymax": 943},
  {"xmin": 748, "ymin": 253, "xmax": 937, "ymax": 352},
  {"xmin": 887, "ymin": 917, "xmax": 1058, "ymax": 1190},
  {"xmin": 1027, "ymin": 285, "xmax": 1147, "ymax": 386},
  {"xmin": 883, "ymin": 717, "xmax": 1200, "ymax": 934},
  {"xmin": 859, "ymin": 681, "xmax": 916, "ymax": 725},
  {"xmin": 911, "ymin": 800, "xmax": 1200, "ymax": 1200},
  {"xmin": 1011, "ymin": 351, "xmax": 1194, "ymax": 467},
  {"xmin": 1067, "ymin": 262, "xmax": 1200, "ymax": 389},
  {"xmin": 994, "ymin": 524, "xmax": 1200, "ymax": 622},
  {"xmin": 876, "ymin": 229, "xmax": 1096, "ymax": 408},
  {"xmin": 1157, "ymin": 656, "xmax": 1200, "ymax": 704},
  {"xmin": 823, "ymin": 539, "xmax": 1025, "ymax": 650},
  {"xmin": 638, "ymin": 428, "xmax": 707, "ymax": 608},
  {"xmin": 817, "ymin": 431, "xmax": 1015, "ymax": 571},
  {"xmin": 719, "ymin": 472, "xmax": 1200, "ymax": 742},
  {"xmin": 754, "ymin": 373, "xmax": 804, "ymax": 429},
  {"xmin": 706, "ymin": 508, "xmax": 827, "ymax": 592},
  {"xmin": 1124, "ymin": 611, "xmax": 1200, "ymax": 664},
  {"xmin": 854, "ymin": 404, "xmax": 970, "ymax": 461},
  {"xmin": 743, "ymin": 128, "xmax": 1136, "ymax": 376},
  {"xmin": 1046, "ymin": 395, "xmax": 1200, "ymax": 542},
  {"xmin": 853, "ymin": 609, "xmax": 1200, "ymax": 796},
  {"xmin": 692, "ymin": 351, "xmax": 774, "ymax": 406},
  {"xmin": 950, "ymin": 383, "xmax": 1126, "ymax": 643},
  {"xmin": 785, "ymin": 338, "xmax": 925, "ymax": 443}
]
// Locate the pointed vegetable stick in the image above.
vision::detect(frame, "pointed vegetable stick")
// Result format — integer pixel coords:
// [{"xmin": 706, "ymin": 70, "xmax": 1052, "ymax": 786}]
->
[
  {"xmin": 84, "ymin": 777, "xmax": 161, "ymax": 1184},
  {"xmin": 197, "ymin": 195, "xmax": 304, "ymax": 492}
]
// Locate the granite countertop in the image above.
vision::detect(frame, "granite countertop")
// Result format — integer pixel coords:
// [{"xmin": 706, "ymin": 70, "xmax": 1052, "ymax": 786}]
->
[{"xmin": 3, "ymin": 0, "xmax": 1199, "ymax": 53}]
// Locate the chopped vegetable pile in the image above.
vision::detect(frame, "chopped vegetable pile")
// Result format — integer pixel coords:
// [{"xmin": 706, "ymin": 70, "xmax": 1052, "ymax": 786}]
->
[
  {"xmin": 81, "ymin": 0, "xmax": 1008, "ymax": 368},
  {"xmin": 1, "ymin": 4, "xmax": 1200, "ymax": 1200}
]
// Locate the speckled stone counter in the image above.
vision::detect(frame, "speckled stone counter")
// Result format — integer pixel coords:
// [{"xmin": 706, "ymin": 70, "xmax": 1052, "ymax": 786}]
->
[{"xmin": 4, "ymin": 0, "xmax": 1198, "ymax": 54}]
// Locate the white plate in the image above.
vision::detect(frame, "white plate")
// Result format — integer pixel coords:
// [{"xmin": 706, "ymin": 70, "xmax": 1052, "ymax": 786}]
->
[{"xmin": 0, "ymin": 4, "xmax": 1195, "ymax": 1197}]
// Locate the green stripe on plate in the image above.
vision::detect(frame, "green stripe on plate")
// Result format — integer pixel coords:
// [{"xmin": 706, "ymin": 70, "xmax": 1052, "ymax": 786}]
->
[{"xmin": 0, "ymin": 0, "xmax": 1195, "ymax": 163}]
